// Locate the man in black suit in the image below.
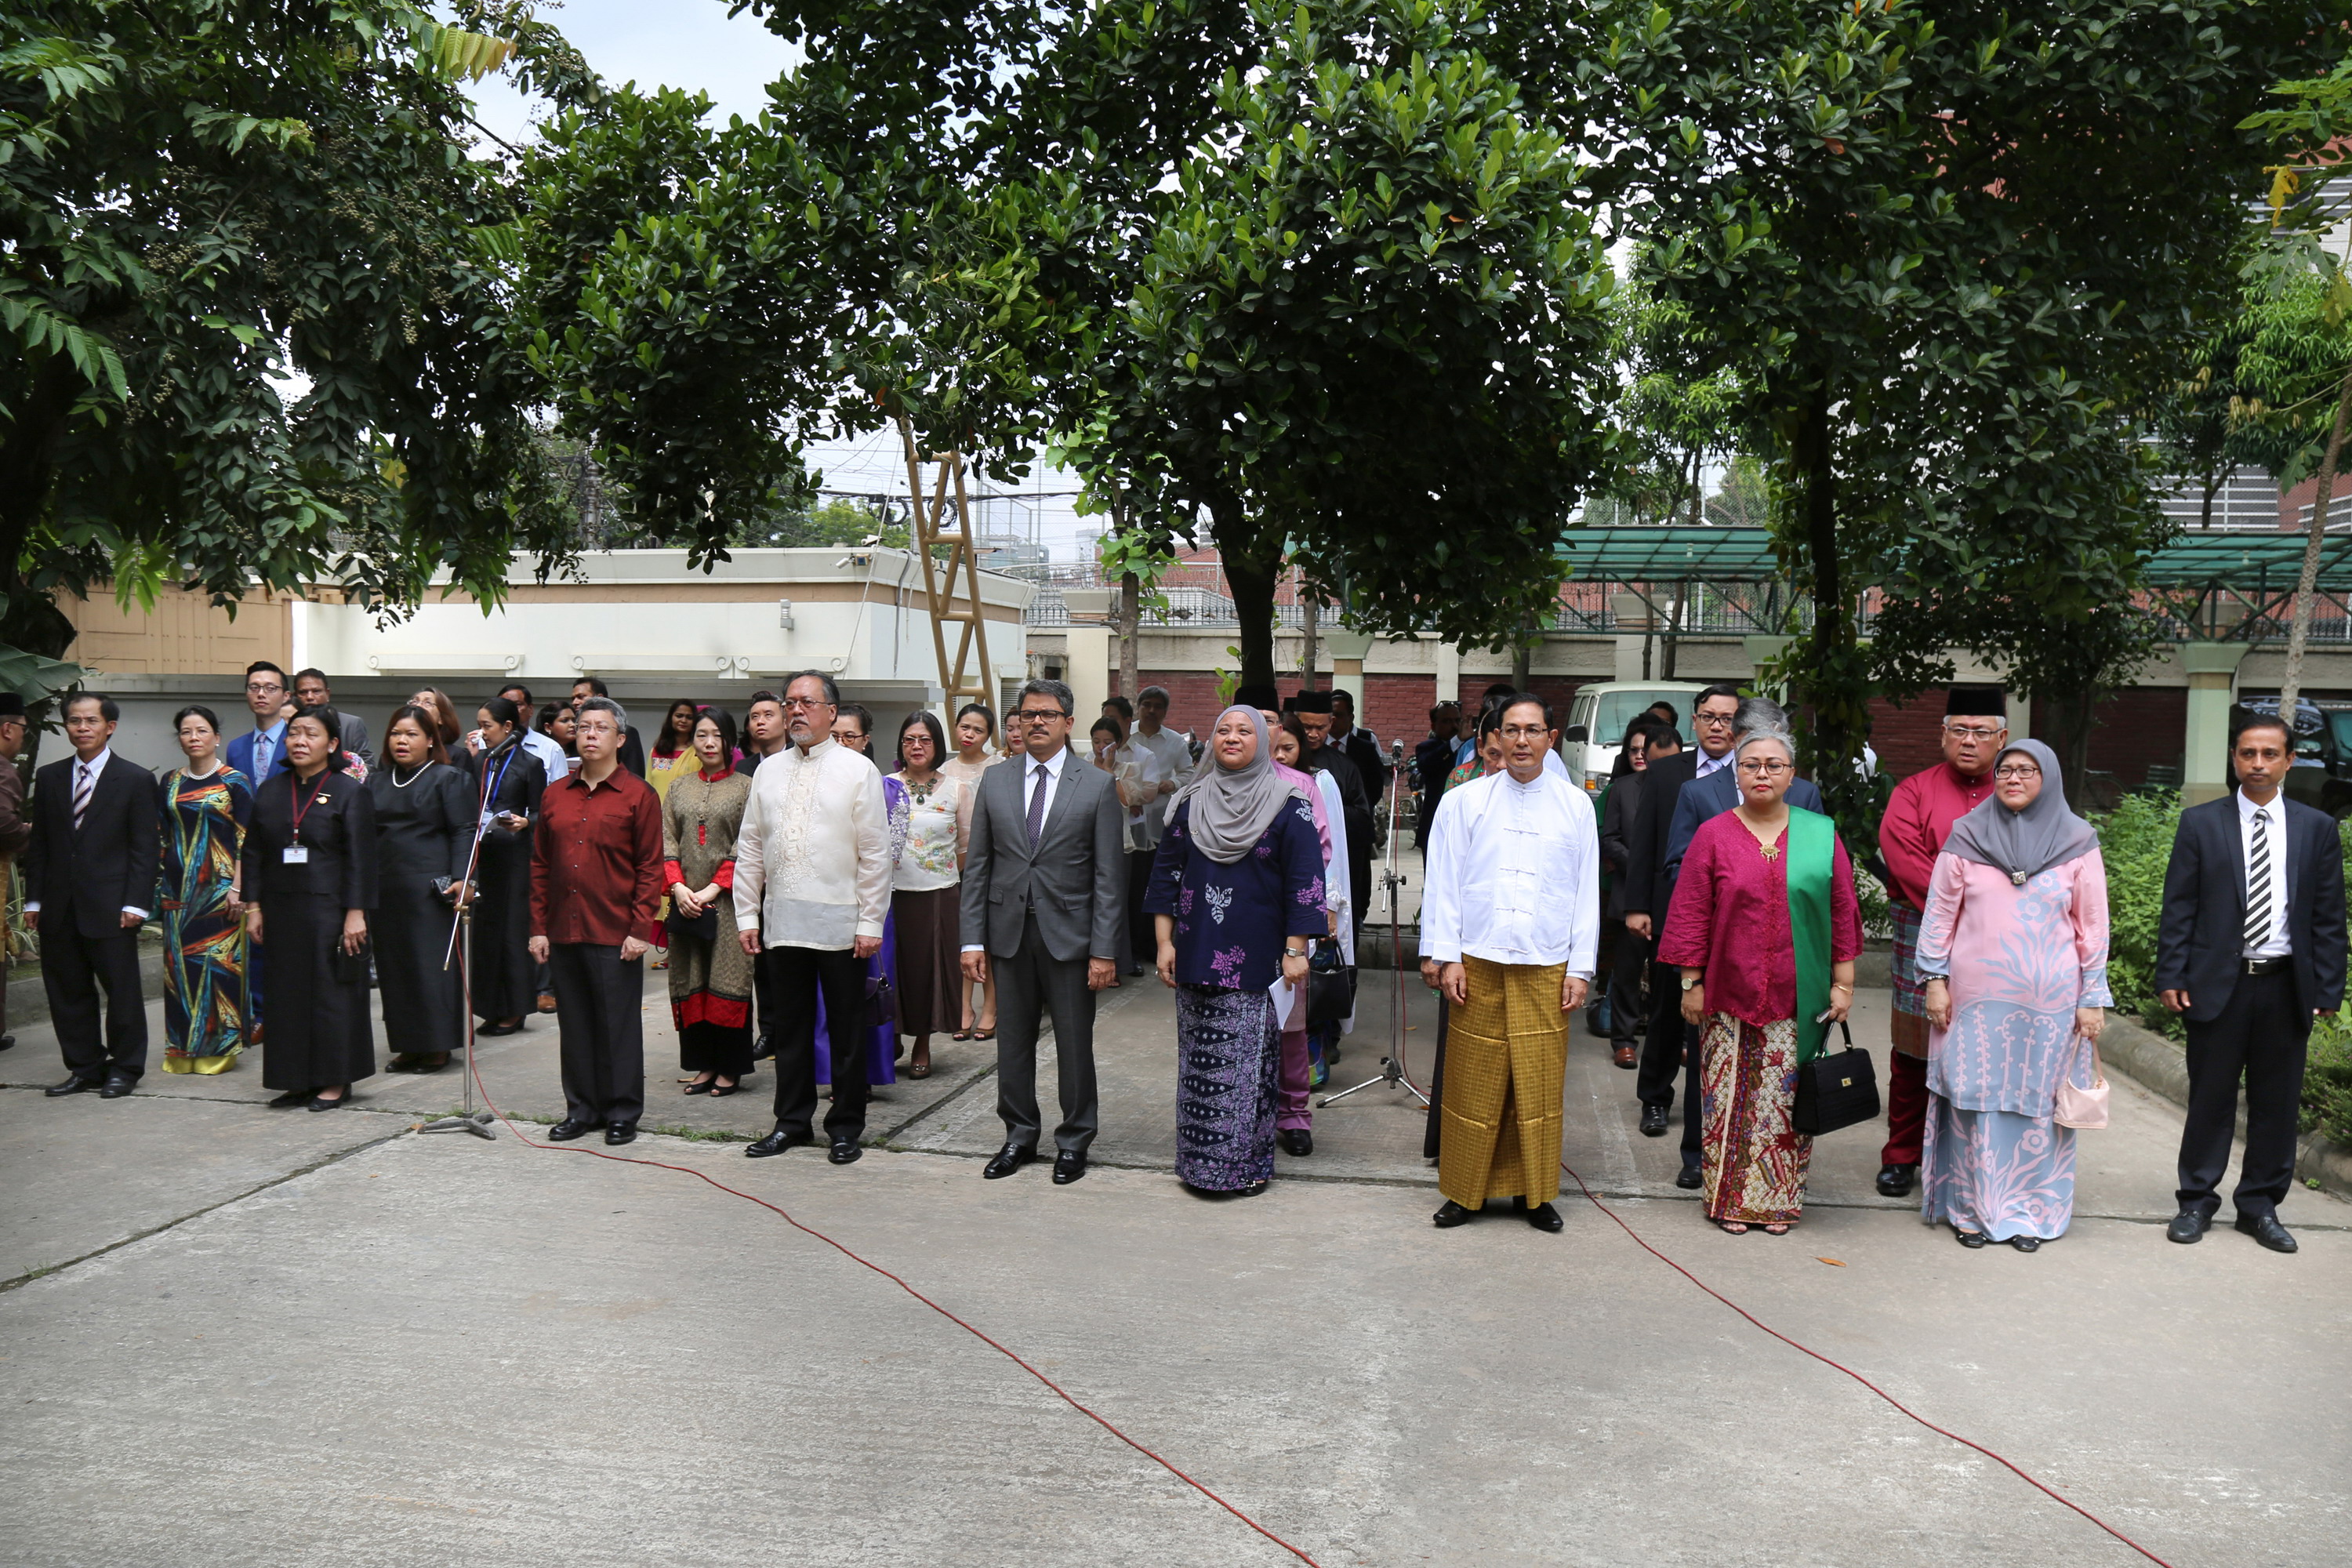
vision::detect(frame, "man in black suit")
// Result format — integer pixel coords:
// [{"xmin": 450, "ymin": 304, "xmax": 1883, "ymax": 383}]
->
[
  {"xmin": 1413, "ymin": 702, "xmax": 1459, "ymax": 850},
  {"xmin": 27, "ymin": 693, "xmax": 161, "ymax": 1098},
  {"xmin": 2157, "ymin": 714, "xmax": 2347, "ymax": 1254},
  {"xmin": 1623, "ymin": 682, "xmax": 1744, "ymax": 1184},
  {"xmin": 1294, "ymin": 691, "xmax": 1377, "ymax": 935}
]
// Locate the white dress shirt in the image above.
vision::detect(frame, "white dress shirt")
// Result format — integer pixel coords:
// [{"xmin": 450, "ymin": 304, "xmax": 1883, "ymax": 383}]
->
[
  {"xmin": 732, "ymin": 736, "xmax": 893, "ymax": 948},
  {"xmin": 1128, "ymin": 726, "xmax": 1192, "ymax": 840},
  {"xmin": 1695, "ymin": 747, "xmax": 1733, "ymax": 779},
  {"xmin": 1419, "ymin": 767, "xmax": 1599, "ymax": 976},
  {"xmin": 2238, "ymin": 788, "xmax": 2292, "ymax": 960},
  {"xmin": 27, "ymin": 748, "xmax": 148, "ymax": 920}
]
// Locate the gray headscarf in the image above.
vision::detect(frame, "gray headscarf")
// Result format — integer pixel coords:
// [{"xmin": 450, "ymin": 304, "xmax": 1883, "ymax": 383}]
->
[
  {"xmin": 1171, "ymin": 705, "xmax": 1307, "ymax": 864},
  {"xmin": 1940, "ymin": 739, "xmax": 2099, "ymax": 886}
]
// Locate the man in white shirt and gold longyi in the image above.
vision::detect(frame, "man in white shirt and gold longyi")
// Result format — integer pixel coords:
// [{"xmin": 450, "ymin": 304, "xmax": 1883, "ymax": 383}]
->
[{"xmin": 1419, "ymin": 692, "xmax": 1600, "ymax": 1233}]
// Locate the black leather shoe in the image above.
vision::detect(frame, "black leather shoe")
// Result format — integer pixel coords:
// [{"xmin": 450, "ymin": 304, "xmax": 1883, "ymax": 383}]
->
[
  {"xmin": 308, "ymin": 1091, "xmax": 350, "ymax": 1112},
  {"xmin": 1052, "ymin": 1149, "xmax": 1087, "ymax": 1185},
  {"xmin": 45, "ymin": 1076, "xmax": 101, "ymax": 1097},
  {"xmin": 0, "ymin": 1031, "xmax": 16, "ymax": 1051},
  {"xmin": 746, "ymin": 1127, "xmax": 813, "ymax": 1158},
  {"xmin": 1432, "ymin": 1200, "xmax": 1477, "ymax": 1228},
  {"xmin": 2166, "ymin": 1208, "xmax": 2211, "ymax": 1245},
  {"xmin": 2009, "ymin": 1235, "xmax": 2041, "ymax": 1253},
  {"xmin": 99, "ymin": 1069, "xmax": 138, "ymax": 1099},
  {"xmin": 828, "ymin": 1138, "xmax": 862, "ymax": 1165},
  {"xmin": 546, "ymin": 1119, "xmax": 601, "ymax": 1142},
  {"xmin": 2235, "ymin": 1212, "xmax": 2298, "ymax": 1254},
  {"xmin": 1279, "ymin": 1128, "xmax": 1313, "ymax": 1156},
  {"xmin": 604, "ymin": 1122, "xmax": 637, "ymax": 1146},
  {"xmin": 1675, "ymin": 1162, "xmax": 1703, "ymax": 1190},
  {"xmin": 1875, "ymin": 1163, "xmax": 1916, "ymax": 1199},
  {"xmin": 751, "ymin": 1033, "xmax": 775, "ymax": 1062},
  {"xmin": 1639, "ymin": 1104, "xmax": 1669, "ymax": 1137},
  {"xmin": 266, "ymin": 1087, "xmax": 312, "ymax": 1108},
  {"xmin": 1525, "ymin": 1201, "xmax": 1565, "ymax": 1233},
  {"xmin": 983, "ymin": 1142, "xmax": 1037, "ymax": 1179},
  {"xmin": 1955, "ymin": 1228, "xmax": 1987, "ymax": 1248}
]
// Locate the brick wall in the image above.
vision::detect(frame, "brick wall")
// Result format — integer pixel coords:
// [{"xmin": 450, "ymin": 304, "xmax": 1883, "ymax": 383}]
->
[
  {"xmin": 1359, "ymin": 673, "xmax": 1439, "ymax": 748},
  {"xmin": 2031, "ymin": 687, "xmax": 2186, "ymax": 791},
  {"xmin": 1867, "ymin": 694, "xmax": 1952, "ymax": 782},
  {"xmin": 1137, "ymin": 670, "xmax": 1586, "ymax": 746}
]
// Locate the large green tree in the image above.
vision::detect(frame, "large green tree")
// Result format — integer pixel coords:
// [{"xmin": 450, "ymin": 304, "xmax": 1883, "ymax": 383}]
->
[
  {"xmin": 0, "ymin": 2, "xmax": 603, "ymax": 660},
  {"xmin": 1554, "ymin": 0, "xmax": 2339, "ymax": 842}
]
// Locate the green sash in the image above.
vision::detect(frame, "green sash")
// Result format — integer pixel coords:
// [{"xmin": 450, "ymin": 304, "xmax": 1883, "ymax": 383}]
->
[{"xmin": 1785, "ymin": 807, "xmax": 1836, "ymax": 1065}]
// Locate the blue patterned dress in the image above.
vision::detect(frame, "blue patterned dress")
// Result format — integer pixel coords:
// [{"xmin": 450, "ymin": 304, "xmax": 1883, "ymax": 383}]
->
[
  {"xmin": 157, "ymin": 765, "xmax": 253, "ymax": 1071},
  {"xmin": 1144, "ymin": 796, "xmax": 1327, "ymax": 1189}
]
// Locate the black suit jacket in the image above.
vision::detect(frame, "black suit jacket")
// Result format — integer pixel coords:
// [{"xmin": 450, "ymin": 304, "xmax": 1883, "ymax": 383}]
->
[
  {"xmin": 24, "ymin": 752, "xmax": 162, "ymax": 939},
  {"xmin": 1624, "ymin": 750, "xmax": 1702, "ymax": 918},
  {"xmin": 1312, "ymin": 745, "xmax": 1375, "ymax": 860},
  {"xmin": 2155, "ymin": 793, "xmax": 2347, "ymax": 1024}
]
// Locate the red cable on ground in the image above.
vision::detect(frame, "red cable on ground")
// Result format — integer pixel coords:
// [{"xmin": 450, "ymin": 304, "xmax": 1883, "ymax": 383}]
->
[
  {"xmin": 456, "ymin": 1054, "xmax": 1320, "ymax": 1567},
  {"xmin": 1557, "ymin": 1158, "xmax": 2176, "ymax": 1567}
]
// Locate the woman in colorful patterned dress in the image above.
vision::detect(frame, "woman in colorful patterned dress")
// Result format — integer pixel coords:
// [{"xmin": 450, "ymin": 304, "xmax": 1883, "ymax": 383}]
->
[
  {"xmin": 889, "ymin": 710, "xmax": 972, "ymax": 1080},
  {"xmin": 156, "ymin": 705, "xmax": 252, "ymax": 1073},
  {"xmin": 663, "ymin": 710, "xmax": 757, "ymax": 1094},
  {"xmin": 1145, "ymin": 706, "xmax": 1326, "ymax": 1198},
  {"xmin": 643, "ymin": 700, "xmax": 702, "ymax": 967},
  {"xmin": 1657, "ymin": 727, "xmax": 1863, "ymax": 1234},
  {"xmin": 1916, "ymin": 738, "xmax": 2110, "ymax": 1252}
]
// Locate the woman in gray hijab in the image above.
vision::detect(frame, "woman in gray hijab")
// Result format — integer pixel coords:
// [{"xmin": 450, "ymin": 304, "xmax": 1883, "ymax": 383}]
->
[
  {"xmin": 1914, "ymin": 739, "xmax": 2113, "ymax": 1251},
  {"xmin": 1145, "ymin": 706, "xmax": 1326, "ymax": 1197}
]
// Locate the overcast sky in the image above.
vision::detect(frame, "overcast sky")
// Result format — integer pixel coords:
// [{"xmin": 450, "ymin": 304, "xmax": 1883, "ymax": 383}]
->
[{"xmin": 464, "ymin": 1, "xmax": 1099, "ymax": 560}]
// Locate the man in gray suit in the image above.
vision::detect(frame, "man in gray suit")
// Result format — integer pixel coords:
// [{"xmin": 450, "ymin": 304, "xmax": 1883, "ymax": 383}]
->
[{"xmin": 961, "ymin": 677, "xmax": 1126, "ymax": 1185}]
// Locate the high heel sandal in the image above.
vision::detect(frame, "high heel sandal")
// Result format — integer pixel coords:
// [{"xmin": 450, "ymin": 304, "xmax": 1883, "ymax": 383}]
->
[
  {"xmin": 709, "ymin": 1079, "xmax": 742, "ymax": 1098},
  {"xmin": 684, "ymin": 1076, "xmax": 717, "ymax": 1095}
]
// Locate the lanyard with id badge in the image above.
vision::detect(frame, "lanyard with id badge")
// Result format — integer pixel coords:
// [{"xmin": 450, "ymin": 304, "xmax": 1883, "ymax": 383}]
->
[{"xmin": 284, "ymin": 771, "xmax": 328, "ymax": 864}]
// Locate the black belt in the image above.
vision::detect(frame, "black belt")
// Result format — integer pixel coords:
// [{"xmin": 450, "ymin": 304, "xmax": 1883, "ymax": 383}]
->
[{"xmin": 2242, "ymin": 956, "xmax": 2291, "ymax": 976}]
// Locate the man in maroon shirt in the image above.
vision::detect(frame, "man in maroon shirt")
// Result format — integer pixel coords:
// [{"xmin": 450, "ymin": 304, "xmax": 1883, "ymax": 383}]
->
[
  {"xmin": 1873, "ymin": 688, "xmax": 2006, "ymax": 1196},
  {"xmin": 530, "ymin": 698, "xmax": 666, "ymax": 1145}
]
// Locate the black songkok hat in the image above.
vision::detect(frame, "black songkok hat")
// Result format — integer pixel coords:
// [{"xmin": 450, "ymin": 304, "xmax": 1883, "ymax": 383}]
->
[
  {"xmin": 1290, "ymin": 690, "xmax": 1334, "ymax": 715},
  {"xmin": 0, "ymin": 693, "xmax": 22, "ymax": 718},
  {"xmin": 1945, "ymin": 688, "xmax": 2007, "ymax": 718}
]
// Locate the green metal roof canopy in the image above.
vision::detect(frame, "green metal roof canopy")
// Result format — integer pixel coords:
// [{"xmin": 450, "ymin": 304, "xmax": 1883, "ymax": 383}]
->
[{"xmin": 1554, "ymin": 525, "xmax": 2352, "ymax": 592}]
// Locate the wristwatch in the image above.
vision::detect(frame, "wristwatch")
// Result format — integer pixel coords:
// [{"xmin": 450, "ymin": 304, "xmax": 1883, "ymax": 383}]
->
[{"xmin": 1680, "ymin": 972, "xmax": 1702, "ymax": 991}]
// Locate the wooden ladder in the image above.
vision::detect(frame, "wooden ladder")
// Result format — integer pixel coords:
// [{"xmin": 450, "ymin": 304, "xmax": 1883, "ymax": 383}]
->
[{"xmin": 898, "ymin": 417, "xmax": 996, "ymax": 713}]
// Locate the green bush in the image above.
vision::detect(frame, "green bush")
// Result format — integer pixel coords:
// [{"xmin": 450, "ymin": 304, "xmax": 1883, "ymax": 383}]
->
[
  {"xmin": 2307, "ymin": 1009, "xmax": 2352, "ymax": 1149},
  {"xmin": 2094, "ymin": 791, "xmax": 2184, "ymax": 1040}
]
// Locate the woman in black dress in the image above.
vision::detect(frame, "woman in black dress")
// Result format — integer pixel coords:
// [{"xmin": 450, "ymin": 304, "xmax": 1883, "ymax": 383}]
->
[
  {"xmin": 242, "ymin": 706, "xmax": 378, "ymax": 1109},
  {"xmin": 371, "ymin": 706, "xmax": 474, "ymax": 1073},
  {"xmin": 470, "ymin": 696, "xmax": 545, "ymax": 1035}
]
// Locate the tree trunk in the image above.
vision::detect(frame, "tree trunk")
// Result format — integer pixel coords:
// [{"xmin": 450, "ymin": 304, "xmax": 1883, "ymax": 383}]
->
[
  {"xmin": 1119, "ymin": 570, "xmax": 1140, "ymax": 701},
  {"xmin": 1661, "ymin": 580, "xmax": 1687, "ymax": 678},
  {"xmin": 2039, "ymin": 688, "xmax": 2097, "ymax": 807},
  {"xmin": 1511, "ymin": 636, "xmax": 1531, "ymax": 688},
  {"xmin": 2277, "ymin": 365, "xmax": 2352, "ymax": 718},
  {"xmin": 0, "ymin": 358, "xmax": 80, "ymax": 665},
  {"xmin": 1299, "ymin": 569, "xmax": 1319, "ymax": 690},
  {"xmin": 1212, "ymin": 503, "xmax": 1280, "ymax": 689}
]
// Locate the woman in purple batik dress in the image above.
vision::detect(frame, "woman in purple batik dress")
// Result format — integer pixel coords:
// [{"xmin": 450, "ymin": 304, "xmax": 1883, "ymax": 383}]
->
[{"xmin": 1916, "ymin": 739, "xmax": 2111, "ymax": 1253}]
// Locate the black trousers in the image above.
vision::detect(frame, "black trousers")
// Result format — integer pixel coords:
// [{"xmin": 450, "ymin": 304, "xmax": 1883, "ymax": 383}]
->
[
  {"xmin": 1125, "ymin": 848, "xmax": 1157, "ymax": 970},
  {"xmin": 549, "ymin": 942, "xmax": 644, "ymax": 1125},
  {"xmin": 1349, "ymin": 849, "xmax": 1374, "ymax": 935},
  {"xmin": 993, "ymin": 914, "xmax": 1099, "ymax": 1155},
  {"xmin": 768, "ymin": 944, "xmax": 871, "ymax": 1141},
  {"xmin": 45, "ymin": 921, "xmax": 147, "ymax": 1080},
  {"xmin": 1635, "ymin": 956, "xmax": 1701, "ymax": 1160},
  {"xmin": 1610, "ymin": 921, "xmax": 1650, "ymax": 1047},
  {"xmin": 2178, "ymin": 969, "xmax": 2310, "ymax": 1220}
]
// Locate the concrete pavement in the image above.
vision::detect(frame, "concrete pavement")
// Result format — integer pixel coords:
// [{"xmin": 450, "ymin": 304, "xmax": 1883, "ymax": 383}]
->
[{"xmin": 2, "ymin": 976, "xmax": 2347, "ymax": 1566}]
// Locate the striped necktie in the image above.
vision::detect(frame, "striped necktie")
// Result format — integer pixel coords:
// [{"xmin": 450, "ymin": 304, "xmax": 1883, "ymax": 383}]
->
[
  {"xmin": 2245, "ymin": 806, "xmax": 2272, "ymax": 953},
  {"xmin": 71, "ymin": 760, "xmax": 96, "ymax": 832}
]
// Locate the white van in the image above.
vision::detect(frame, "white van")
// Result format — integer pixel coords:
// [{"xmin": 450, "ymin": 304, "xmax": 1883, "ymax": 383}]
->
[{"xmin": 1561, "ymin": 681, "xmax": 1710, "ymax": 797}]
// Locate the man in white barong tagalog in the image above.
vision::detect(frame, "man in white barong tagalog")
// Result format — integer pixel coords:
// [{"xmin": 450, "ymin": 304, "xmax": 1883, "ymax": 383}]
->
[{"xmin": 1419, "ymin": 692, "xmax": 1599, "ymax": 1234}]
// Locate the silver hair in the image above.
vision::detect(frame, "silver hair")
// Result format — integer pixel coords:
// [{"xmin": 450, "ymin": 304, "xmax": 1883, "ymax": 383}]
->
[
  {"xmin": 1733, "ymin": 727, "xmax": 1796, "ymax": 763},
  {"xmin": 1734, "ymin": 695, "xmax": 1789, "ymax": 736},
  {"xmin": 575, "ymin": 695, "xmax": 627, "ymax": 729}
]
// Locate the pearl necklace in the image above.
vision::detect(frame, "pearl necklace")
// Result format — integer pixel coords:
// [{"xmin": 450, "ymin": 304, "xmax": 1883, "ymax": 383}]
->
[{"xmin": 390, "ymin": 762, "xmax": 427, "ymax": 789}]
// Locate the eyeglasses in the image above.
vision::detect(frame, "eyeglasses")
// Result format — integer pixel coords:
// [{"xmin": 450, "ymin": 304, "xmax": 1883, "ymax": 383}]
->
[
  {"xmin": 1693, "ymin": 712, "xmax": 1736, "ymax": 728},
  {"xmin": 1946, "ymin": 723, "xmax": 2005, "ymax": 739},
  {"xmin": 1015, "ymin": 709, "xmax": 1068, "ymax": 722},
  {"xmin": 1737, "ymin": 760, "xmax": 1792, "ymax": 777},
  {"xmin": 1994, "ymin": 764, "xmax": 2041, "ymax": 781},
  {"xmin": 246, "ymin": 681, "xmax": 284, "ymax": 695},
  {"xmin": 781, "ymin": 695, "xmax": 829, "ymax": 710}
]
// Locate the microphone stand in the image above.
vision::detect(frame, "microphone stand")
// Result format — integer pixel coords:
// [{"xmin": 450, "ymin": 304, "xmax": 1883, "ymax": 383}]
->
[
  {"xmin": 1319, "ymin": 740, "xmax": 1428, "ymax": 1109},
  {"xmin": 421, "ymin": 783, "xmax": 498, "ymax": 1140}
]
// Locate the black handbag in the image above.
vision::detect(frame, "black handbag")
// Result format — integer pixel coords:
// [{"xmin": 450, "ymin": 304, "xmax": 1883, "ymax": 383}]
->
[
  {"xmin": 859, "ymin": 974, "xmax": 899, "ymax": 1033},
  {"xmin": 327, "ymin": 932, "xmax": 372, "ymax": 987},
  {"xmin": 1305, "ymin": 937, "xmax": 1354, "ymax": 1026},
  {"xmin": 666, "ymin": 904, "xmax": 720, "ymax": 944},
  {"xmin": 1792, "ymin": 1022, "xmax": 1880, "ymax": 1137}
]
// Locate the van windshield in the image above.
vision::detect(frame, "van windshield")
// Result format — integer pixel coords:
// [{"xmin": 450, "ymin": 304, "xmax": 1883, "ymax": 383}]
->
[{"xmin": 1593, "ymin": 689, "xmax": 1691, "ymax": 747}]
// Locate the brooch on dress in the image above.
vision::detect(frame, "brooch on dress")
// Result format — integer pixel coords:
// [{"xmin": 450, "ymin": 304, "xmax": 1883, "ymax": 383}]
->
[{"xmin": 2010, "ymin": 870, "xmax": 2027, "ymax": 886}]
